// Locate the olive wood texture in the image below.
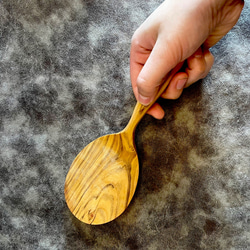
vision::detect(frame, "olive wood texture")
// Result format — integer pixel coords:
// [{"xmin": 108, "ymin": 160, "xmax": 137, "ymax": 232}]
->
[{"xmin": 65, "ymin": 65, "xmax": 181, "ymax": 225}]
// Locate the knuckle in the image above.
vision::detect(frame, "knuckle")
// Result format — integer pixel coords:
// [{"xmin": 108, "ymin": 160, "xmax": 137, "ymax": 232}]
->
[
  {"xmin": 136, "ymin": 75, "xmax": 147, "ymax": 89},
  {"xmin": 131, "ymin": 30, "xmax": 142, "ymax": 46}
]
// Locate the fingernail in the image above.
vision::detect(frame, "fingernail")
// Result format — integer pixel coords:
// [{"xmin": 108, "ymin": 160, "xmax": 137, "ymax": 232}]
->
[
  {"xmin": 138, "ymin": 94, "xmax": 151, "ymax": 105},
  {"xmin": 176, "ymin": 78, "xmax": 187, "ymax": 90}
]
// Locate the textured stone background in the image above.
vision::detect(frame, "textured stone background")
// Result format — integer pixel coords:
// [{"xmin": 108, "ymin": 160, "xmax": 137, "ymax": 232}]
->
[{"xmin": 0, "ymin": 0, "xmax": 249, "ymax": 249}]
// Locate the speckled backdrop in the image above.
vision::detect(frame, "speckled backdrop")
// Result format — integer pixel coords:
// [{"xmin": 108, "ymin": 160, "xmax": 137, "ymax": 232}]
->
[{"xmin": 0, "ymin": 0, "xmax": 249, "ymax": 249}]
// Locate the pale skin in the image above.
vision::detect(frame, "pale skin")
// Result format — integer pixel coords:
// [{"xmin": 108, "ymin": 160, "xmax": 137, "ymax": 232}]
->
[{"xmin": 130, "ymin": 0, "xmax": 244, "ymax": 119}]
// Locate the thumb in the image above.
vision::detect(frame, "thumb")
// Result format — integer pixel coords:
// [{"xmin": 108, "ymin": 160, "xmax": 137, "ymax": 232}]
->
[{"xmin": 136, "ymin": 36, "xmax": 181, "ymax": 105}]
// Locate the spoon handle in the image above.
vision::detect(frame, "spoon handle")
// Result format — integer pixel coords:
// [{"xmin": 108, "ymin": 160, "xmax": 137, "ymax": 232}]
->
[{"xmin": 124, "ymin": 63, "xmax": 182, "ymax": 135}]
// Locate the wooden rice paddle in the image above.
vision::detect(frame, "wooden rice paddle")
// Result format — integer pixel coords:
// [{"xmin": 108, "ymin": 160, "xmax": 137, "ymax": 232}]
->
[{"xmin": 64, "ymin": 66, "xmax": 180, "ymax": 225}]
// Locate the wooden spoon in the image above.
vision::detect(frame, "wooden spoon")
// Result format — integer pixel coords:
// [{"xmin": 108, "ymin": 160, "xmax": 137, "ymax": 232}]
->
[{"xmin": 64, "ymin": 67, "xmax": 180, "ymax": 225}]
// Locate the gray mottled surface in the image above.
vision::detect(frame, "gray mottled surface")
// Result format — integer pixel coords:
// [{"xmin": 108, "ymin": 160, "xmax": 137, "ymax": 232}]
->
[{"xmin": 0, "ymin": 0, "xmax": 249, "ymax": 249}]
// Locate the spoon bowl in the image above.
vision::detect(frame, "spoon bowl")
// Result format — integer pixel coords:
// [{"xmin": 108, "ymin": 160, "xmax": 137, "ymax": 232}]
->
[
  {"xmin": 65, "ymin": 66, "xmax": 180, "ymax": 225},
  {"xmin": 64, "ymin": 132, "xmax": 139, "ymax": 225}
]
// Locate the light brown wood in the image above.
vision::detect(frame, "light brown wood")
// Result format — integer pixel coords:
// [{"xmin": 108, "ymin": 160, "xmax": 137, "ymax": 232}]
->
[{"xmin": 64, "ymin": 66, "xmax": 180, "ymax": 225}]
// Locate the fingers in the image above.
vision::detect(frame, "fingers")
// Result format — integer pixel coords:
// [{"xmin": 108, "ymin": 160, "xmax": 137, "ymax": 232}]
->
[
  {"xmin": 132, "ymin": 28, "xmax": 213, "ymax": 105},
  {"xmin": 130, "ymin": 0, "xmax": 213, "ymax": 107},
  {"xmin": 132, "ymin": 47, "xmax": 214, "ymax": 119},
  {"xmin": 159, "ymin": 48, "xmax": 214, "ymax": 100},
  {"xmin": 147, "ymin": 103, "xmax": 165, "ymax": 120},
  {"xmin": 144, "ymin": 70, "xmax": 188, "ymax": 119},
  {"xmin": 161, "ymin": 72, "xmax": 188, "ymax": 99},
  {"xmin": 130, "ymin": 29, "xmax": 156, "ymax": 103},
  {"xmin": 185, "ymin": 47, "xmax": 214, "ymax": 87},
  {"xmin": 136, "ymin": 36, "xmax": 180, "ymax": 105}
]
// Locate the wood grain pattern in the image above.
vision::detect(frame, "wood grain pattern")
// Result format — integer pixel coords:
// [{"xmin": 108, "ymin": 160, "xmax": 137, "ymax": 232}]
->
[
  {"xmin": 65, "ymin": 66, "xmax": 179, "ymax": 225},
  {"xmin": 65, "ymin": 132, "xmax": 139, "ymax": 224}
]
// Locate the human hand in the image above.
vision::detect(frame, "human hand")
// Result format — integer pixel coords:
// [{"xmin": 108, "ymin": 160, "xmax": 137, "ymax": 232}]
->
[{"xmin": 130, "ymin": 0, "xmax": 244, "ymax": 119}]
